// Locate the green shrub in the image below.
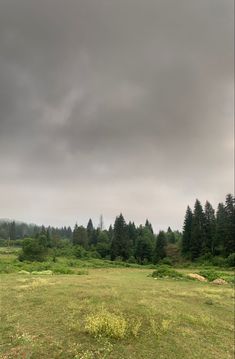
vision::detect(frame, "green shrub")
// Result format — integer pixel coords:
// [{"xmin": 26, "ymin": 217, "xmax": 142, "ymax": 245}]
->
[
  {"xmin": 19, "ymin": 238, "xmax": 48, "ymax": 262},
  {"xmin": 159, "ymin": 257, "xmax": 173, "ymax": 266},
  {"xmin": 211, "ymin": 256, "xmax": 227, "ymax": 267},
  {"xmin": 73, "ymin": 245, "xmax": 89, "ymax": 259},
  {"xmin": 226, "ymin": 253, "xmax": 235, "ymax": 267},
  {"xmin": 151, "ymin": 266, "xmax": 184, "ymax": 279},
  {"xmin": 197, "ymin": 269, "xmax": 218, "ymax": 282},
  {"xmin": 127, "ymin": 256, "xmax": 137, "ymax": 264}
]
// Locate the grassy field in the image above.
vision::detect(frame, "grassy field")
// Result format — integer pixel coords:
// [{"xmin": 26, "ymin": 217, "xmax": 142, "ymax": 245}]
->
[{"xmin": 0, "ymin": 266, "xmax": 234, "ymax": 359}]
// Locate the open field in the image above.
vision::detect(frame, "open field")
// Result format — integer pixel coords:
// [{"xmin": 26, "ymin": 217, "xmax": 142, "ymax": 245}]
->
[{"xmin": 0, "ymin": 267, "xmax": 234, "ymax": 359}]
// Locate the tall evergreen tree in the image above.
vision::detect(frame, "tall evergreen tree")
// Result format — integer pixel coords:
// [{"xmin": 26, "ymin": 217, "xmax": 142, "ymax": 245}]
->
[
  {"xmin": 181, "ymin": 206, "xmax": 193, "ymax": 256},
  {"xmin": 224, "ymin": 194, "xmax": 235, "ymax": 256},
  {"xmin": 166, "ymin": 226, "xmax": 176, "ymax": 243},
  {"xmin": 154, "ymin": 230, "xmax": 166, "ymax": 263},
  {"xmin": 127, "ymin": 221, "xmax": 138, "ymax": 248},
  {"xmin": 87, "ymin": 219, "xmax": 94, "ymax": 246},
  {"xmin": 145, "ymin": 219, "xmax": 153, "ymax": 234},
  {"xmin": 204, "ymin": 201, "xmax": 216, "ymax": 254},
  {"xmin": 111, "ymin": 214, "xmax": 130, "ymax": 260},
  {"xmin": 215, "ymin": 203, "xmax": 226, "ymax": 254},
  {"xmin": 87, "ymin": 219, "xmax": 94, "ymax": 232},
  {"xmin": 191, "ymin": 199, "xmax": 206, "ymax": 259}
]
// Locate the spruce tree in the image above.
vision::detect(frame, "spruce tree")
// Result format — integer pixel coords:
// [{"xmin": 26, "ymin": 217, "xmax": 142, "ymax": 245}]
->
[
  {"xmin": 72, "ymin": 223, "xmax": 79, "ymax": 245},
  {"xmin": 145, "ymin": 219, "xmax": 154, "ymax": 234},
  {"xmin": 87, "ymin": 219, "xmax": 94, "ymax": 246},
  {"xmin": 224, "ymin": 194, "xmax": 235, "ymax": 256},
  {"xmin": 181, "ymin": 206, "xmax": 193, "ymax": 256},
  {"xmin": 215, "ymin": 203, "xmax": 226, "ymax": 254},
  {"xmin": 191, "ymin": 200, "xmax": 206, "ymax": 259},
  {"xmin": 204, "ymin": 201, "xmax": 216, "ymax": 254},
  {"xmin": 166, "ymin": 226, "xmax": 176, "ymax": 243},
  {"xmin": 111, "ymin": 214, "xmax": 130, "ymax": 260}
]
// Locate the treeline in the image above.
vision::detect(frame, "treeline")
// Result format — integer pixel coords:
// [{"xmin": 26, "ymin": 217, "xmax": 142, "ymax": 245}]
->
[
  {"xmin": 72, "ymin": 216, "xmax": 181, "ymax": 264},
  {"xmin": 182, "ymin": 194, "xmax": 235, "ymax": 259},
  {"xmin": 0, "ymin": 220, "xmax": 72, "ymax": 242},
  {"xmin": 2, "ymin": 193, "xmax": 234, "ymax": 265}
]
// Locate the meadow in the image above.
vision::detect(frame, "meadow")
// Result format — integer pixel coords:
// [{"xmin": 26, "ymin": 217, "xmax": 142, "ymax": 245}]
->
[{"xmin": 0, "ymin": 249, "xmax": 234, "ymax": 359}]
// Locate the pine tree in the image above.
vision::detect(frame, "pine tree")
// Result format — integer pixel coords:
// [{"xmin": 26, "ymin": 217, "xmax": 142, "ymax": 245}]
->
[
  {"xmin": 87, "ymin": 219, "xmax": 94, "ymax": 232},
  {"xmin": 154, "ymin": 231, "xmax": 166, "ymax": 263},
  {"xmin": 191, "ymin": 200, "xmax": 206, "ymax": 259},
  {"xmin": 145, "ymin": 219, "xmax": 153, "ymax": 234},
  {"xmin": 127, "ymin": 221, "xmax": 138, "ymax": 248},
  {"xmin": 166, "ymin": 226, "xmax": 176, "ymax": 243},
  {"xmin": 224, "ymin": 194, "xmax": 235, "ymax": 256},
  {"xmin": 204, "ymin": 201, "xmax": 216, "ymax": 254},
  {"xmin": 87, "ymin": 219, "xmax": 94, "ymax": 246},
  {"xmin": 111, "ymin": 214, "xmax": 130, "ymax": 260},
  {"xmin": 215, "ymin": 203, "xmax": 226, "ymax": 254},
  {"xmin": 181, "ymin": 206, "xmax": 193, "ymax": 256},
  {"xmin": 108, "ymin": 225, "xmax": 113, "ymax": 241}
]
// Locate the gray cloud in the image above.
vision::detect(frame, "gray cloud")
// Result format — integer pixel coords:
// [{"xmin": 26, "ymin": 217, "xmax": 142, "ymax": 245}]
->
[{"xmin": 0, "ymin": 0, "xmax": 233, "ymax": 229}]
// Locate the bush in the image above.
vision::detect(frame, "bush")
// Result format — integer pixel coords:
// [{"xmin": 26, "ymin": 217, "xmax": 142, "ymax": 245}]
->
[
  {"xmin": 85, "ymin": 310, "xmax": 127, "ymax": 339},
  {"xmin": 226, "ymin": 253, "xmax": 235, "ymax": 267},
  {"xmin": 19, "ymin": 238, "xmax": 48, "ymax": 262},
  {"xmin": 151, "ymin": 266, "xmax": 184, "ymax": 279},
  {"xmin": 159, "ymin": 257, "xmax": 173, "ymax": 266},
  {"xmin": 127, "ymin": 256, "xmax": 137, "ymax": 264},
  {"xmin": 197, "ymin": 269, "xmax": 218, "ymax": 282},
  {"xmin": 73, "ymin": 245, "xmax": 89, "ymax": 259},
  {"xmin": 211, "ymin": 256, "xmax": 227, "ymax": 267}
]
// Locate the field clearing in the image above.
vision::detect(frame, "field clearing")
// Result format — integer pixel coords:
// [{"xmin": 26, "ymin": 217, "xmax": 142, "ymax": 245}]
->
[{"xmin": 0, "ymin": 268, "xmax": 234, "ymax": 359}]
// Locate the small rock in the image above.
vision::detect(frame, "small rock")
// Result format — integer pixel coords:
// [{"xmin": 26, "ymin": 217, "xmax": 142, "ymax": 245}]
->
[
  {"xmin": 187, "ymin": 273, "xmax": 207, "ymax": 282},
  {"xmin": 212, "ymin": 278, "xmax": 227, "ymax": 285}
]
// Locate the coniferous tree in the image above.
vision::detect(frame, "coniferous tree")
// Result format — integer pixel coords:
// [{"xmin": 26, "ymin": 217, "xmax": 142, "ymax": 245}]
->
[
  {"xmin": 87, "ymin": 219, "xmax": 94, "ymax": 232},
  {"xmin": 111, "ymin": 214, "xmax": 130, "ymax": 260},
  {"xmin": 127, "ymin": 221, "xmax": 138, "ymax": 249},
  {"xmin": 87, "ymin": 219, "xmax": 94, "ymax": 246},
  {"xmin": 191, "ymin": 200, "xmax": 206, "ymax": 259},
  {"xmin": 108, "ymin": 225, "xmax": 113, "ymax": 241},
  {"xmin": 215, "ymin": 203, "xmax": 226, "ymax": 254},
  {"xmin": 181, "ymin": 206, "xmax": 193, "ymax": 256},
  {"xmin": 154, "ymin": 230, "xmax": 166, "ymax": 263},
  {"xmin": 166, "ymin": 227, "xmax": 176, "ymax": 244},
  {"xmin": 145, "ymin": 219, "xmax": 153, "ymax": 234},
  {"xmin": 224, "ymin": 194, "xmax": 235, "ymax": 256},
  {"xmin": 72, "ymin": 223, "xmax": 79, "ymax": 245},
  {"xmin": 204, "ymin": 201, "xmax": 216, "ymax": 254}
]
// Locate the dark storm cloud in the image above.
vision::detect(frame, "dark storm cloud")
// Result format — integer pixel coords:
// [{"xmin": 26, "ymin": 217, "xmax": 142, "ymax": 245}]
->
[{"xmin": 0, "ymin": 0, "xmax": 233, "ymax": 229}]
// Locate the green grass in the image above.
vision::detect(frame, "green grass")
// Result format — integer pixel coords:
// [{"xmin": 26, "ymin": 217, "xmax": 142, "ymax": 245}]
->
[
  {"xmin": 0, "ymin": 249, "xmax": 234, "ymax": 358},
  {"xmin": 0, "ymin": 266, "xmax": 234, "ymax": 359}
]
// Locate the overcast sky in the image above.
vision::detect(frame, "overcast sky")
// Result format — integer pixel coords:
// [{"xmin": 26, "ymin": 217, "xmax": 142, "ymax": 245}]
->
[{"xmin": 0, "ymin": 0, "xmax": 234, "ymax": 231}]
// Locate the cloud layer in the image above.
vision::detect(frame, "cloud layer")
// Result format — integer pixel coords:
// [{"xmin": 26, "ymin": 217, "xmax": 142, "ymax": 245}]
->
[{"xmin": 0, "ymin": 0, "xmax": 234, "ymax": 229}]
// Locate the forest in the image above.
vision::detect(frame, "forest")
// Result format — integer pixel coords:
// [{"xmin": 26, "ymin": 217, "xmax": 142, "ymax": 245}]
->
[{"xmin": 1, "ymin": 193, "xmax": 234, "ymax": 267}]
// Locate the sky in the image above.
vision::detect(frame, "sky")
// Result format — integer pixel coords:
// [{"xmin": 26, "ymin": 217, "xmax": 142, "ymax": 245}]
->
[{"xmin": 0, "ymin": 0, "xmax": 234, "ymax": 231}]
